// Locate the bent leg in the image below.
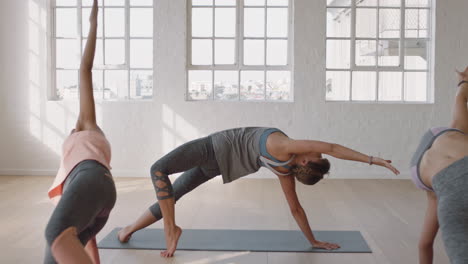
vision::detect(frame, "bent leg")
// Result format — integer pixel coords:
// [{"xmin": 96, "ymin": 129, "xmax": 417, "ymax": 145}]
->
[{"xmin": 51, "ymin": 227, "xmax": 93, "ymax": 264}]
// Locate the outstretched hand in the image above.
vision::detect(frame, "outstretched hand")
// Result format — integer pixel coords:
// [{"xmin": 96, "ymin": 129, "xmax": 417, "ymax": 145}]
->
[
  {"xmin": 372, "ymin": 157, "xmax": 400, "ymax": 175},
  {"xmin": 456, "ymin": 66, "xmax": 468, "ymax": 82}
]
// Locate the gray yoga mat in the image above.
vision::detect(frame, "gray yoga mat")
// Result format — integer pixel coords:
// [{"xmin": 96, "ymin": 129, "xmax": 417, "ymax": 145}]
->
[{"xmin": 98, "ymin": 228, "xmax": 372, "ymax": 253}]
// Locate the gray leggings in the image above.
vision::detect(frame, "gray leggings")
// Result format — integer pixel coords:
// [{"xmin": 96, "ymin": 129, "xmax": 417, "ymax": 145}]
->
[
  {"xmin": 149, "ymin": 136, "xmax": 220, "ymax": 220},
  {"xmin": 433, "ymin": 156, "xmax": 468, "ymax": 264},
  {"xmin": 44, "ymin": 160, "xmax": 116, "ymax": 264}
]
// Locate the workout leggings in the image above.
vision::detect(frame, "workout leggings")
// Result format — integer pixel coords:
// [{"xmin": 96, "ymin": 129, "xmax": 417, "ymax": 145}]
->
[
  {"xmin": 44, "ymin": 160, "xmax": 116, "ymax": 264},
  {"xmin": 433, "ymin": 156, "xmax": 468, "ymax": 264},
  {"xmin": 149, "ymin": 136, "xmax": 220, "ymax": 219}
]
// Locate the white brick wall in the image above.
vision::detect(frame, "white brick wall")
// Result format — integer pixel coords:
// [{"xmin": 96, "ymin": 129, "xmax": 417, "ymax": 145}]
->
[{"xmin": 0, "ymin": 0, "xmax": 465, "ymax": 179}]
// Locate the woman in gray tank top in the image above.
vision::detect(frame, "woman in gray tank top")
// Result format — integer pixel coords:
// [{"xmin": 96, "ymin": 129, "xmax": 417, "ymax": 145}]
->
[
  {"xmin": 118, "ymin": 127, "xmax": 399, "ymax": 257},
  {"xmin": 412, "ymin": 68, "xmax": 468, "ymax": 264}
]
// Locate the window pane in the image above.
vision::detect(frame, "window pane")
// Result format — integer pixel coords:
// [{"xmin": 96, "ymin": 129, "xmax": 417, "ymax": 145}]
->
[
  {"xmin": 352, "ymin": 71, "xmax": 376, "ymax": 100},
  {"xmin": 356, "ymin": 40, "xmax": 376, "ymax": 66},
  {"xmin": 214, "ymin": 71, "xmax": 239, "ymax": 100},
  {"xmin": 267, "ymin": 40, "xmax": 287, "ymax": 65},
  {"xmin": 406, "ymin": 9, "xmax": 428, "ymax": 38},
  {"xmin": 56, "ymin": 70, "xmax": 78, "ymax": 99},
  {"xmin": 104, "ymin": 70, "xmax": 128, "ymax": 99},
  {"xmin": 188, "ymin": 70, "xmax": 212, "ymax": 100},
  {"xmin": 404, "ymin": 40, "xmax": 427, "ymax": 70},
  {"xmin": 82, "ymin": 39, "xmax": 104, "ymax": 66},
  {"xmin": 192, "ymin": 0, "xmax": 213, "ymax": 5},
  {"xmin": 192, "ymin": 39, "xmax": 213, "ymax": 65},
  {"xmin": 356, "ymin": 8, "xmax": 377, "ymax": 38},
  {"xmin": 241, "ymin": 71, "xmax": 265, "ymax": 101},
  {"xmin": 327, "ymin": 8, "xmax": 351, "ymax": 38},
  {"xmin": 192, "ymin": 8, "xmax": 213, "ymax": 37},
  {"xmin": 130, "ymin": 39, "xmax": 153, "ymax": 68},
  {"xmin": 379, "ymin": 72, "xmax": 402, "ymax": 101},
  {"xmin": 105, "ymin": 39, "xmax": 125, "ymax": 65},
  {"xmin": 379, "ymin": 0, "xmax": 400, "ymax": 6},
  {"xmin": 215, "ymin": 39, "xmax": 235, "ymax": 65},
  {"xmin": 130, "ymin": 70, "xmax": 153, "ymax": 99},
  {"xmin": 215, "ymin": 0, "xmax": 236, "ymax": 6},
  {"xmin": 130, "ymin": 0, "xmax": 153, "ymax": 6},
  {"xmin": 105, "ymin": 8, "xmax": 125, "ymax": 37},
  {"xmin": 82, "ymin": 0, "xmax": 103, "ymax": 6},
  {"xmin": 56, "ymin": 0, "xmax": 76, "ymax": 6},
  {"xmin": 131, "ymin": 8, "xmax": 153, "ymax": 37},
  {"xmin": 357, "ymin": 0, "xmax": 377, "ymax": 6},
  {"xmin": 378, "ymin": 40, "xmax": 400, "ymax": 66},
  {"xmin": 56, "ymin": 8, "xmax": 77, "ymax": 37},
  {"xmin": 244, "ymin": 40, "xmax": 265, "ymax": 65},
  {"xmin": 404, "ymin": 72, "xmax": 427, "ymax": 101},
  {"xmin": 104, "ymin": 0, "xmax": 125, "ymax": 6},
  {"xmin": 56, "ymin": 39, "xmax": 80, "ymax": 68},
  {"xmin": 326, "ymin": 71, "xmax": 350, "ymax": 101},
  {"xmin": 267, "ymin": 8, "xmax": 288, "ymax": 37},
  {"xmin": 245, "ymin": 0, "xmax": 265, "ymax": 6},
  {"xmin": 379, "ymin": 9, "xmax": 400, "ymax": 38},
  {"xmin": 406, "ymin": 0, "xmax": 429, "ymax": 7},
  {"xmin": 327, "ymin": 0, "xmax": 351, "ymax": 6},
  {"xmin": 82, "ymin": 8, "xmax": 103, "ymax": 37},
  {"xmin": 267, "ymin": 0, "xmax": 288, "ymax": 6},
  {"xmin": 266, "ymin": 71, "xmax": 290, "ymax": 101},
  {"xmin": 326, "ymin": 40, "xmax": 350, "ymax": 69},
  {"xmin": 215, "ymin": 8, "xmax": 236, "ymax": 37},
  {"xmin": 244, "ymin": 8, "xmax": 265, "ymax": 37}
]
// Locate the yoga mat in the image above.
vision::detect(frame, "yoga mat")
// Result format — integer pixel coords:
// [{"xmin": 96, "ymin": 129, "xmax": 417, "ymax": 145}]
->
[{"xmin": 98, "ymin": 228, "xmax": 372, "ymax": 253}]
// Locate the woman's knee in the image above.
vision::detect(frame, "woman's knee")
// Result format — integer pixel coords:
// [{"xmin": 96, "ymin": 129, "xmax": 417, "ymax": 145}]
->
[{"xmin": 150, "ymin": 161, "xmax": 167, "ymax": 178}]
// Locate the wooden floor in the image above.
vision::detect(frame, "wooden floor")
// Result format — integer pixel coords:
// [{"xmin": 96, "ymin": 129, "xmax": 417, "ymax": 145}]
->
[{"xmin": 0, "ymin": 176, "xmax": 449, "ymax": 264}]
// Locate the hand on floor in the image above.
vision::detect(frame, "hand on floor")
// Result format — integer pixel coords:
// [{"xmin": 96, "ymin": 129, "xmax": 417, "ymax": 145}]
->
[{"xmin": 312, "ymin": 240, "xmax": 341, "ymax": 250}]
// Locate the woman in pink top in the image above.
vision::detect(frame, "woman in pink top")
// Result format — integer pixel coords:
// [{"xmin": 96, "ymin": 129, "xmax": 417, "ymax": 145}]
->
[{"xmin": 44, "ymin": 1, "xmax": 116, "ymax": 263}]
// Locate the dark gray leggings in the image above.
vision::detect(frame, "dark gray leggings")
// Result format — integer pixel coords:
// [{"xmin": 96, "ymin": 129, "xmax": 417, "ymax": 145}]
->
[
  {"xmin": 44, "ymin": 160, "xmax": 116, "ymax": 264},
  {"xmin": 433, "ymin": 156, "xmax": 468, "ymax": 264},
  {"xmin": 149, "ymin": 136, "xmax": 220, "ymax": 220}
]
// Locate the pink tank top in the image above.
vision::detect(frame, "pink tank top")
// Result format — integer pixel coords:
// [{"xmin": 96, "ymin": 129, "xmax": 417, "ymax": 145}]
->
[{"xmin": 48, "ymin": 130, "xmax": 112, "ymax": 201}]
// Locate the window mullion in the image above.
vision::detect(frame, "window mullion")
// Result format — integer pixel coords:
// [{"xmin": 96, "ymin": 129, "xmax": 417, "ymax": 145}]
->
[
  {"xmin": 375, "ymin": 2, "xmax": 380, "ymax": 102},
  {"xmin": 187, "ymin": 0, "xmax": 192, "ymax": 100},
  {"xmin": 263, "ymin": 2, "xmax": 267, "ymax": 100},
  {"xmin": 350, "ymin": 0, "xmax": 356, "ymax": 101},
  {"xmin": 238, "ymin": 0, "xmax": 243, "ymax": 101},
  {"xmin": 400, "ymin": 0, "xmax": 406, "ymax": 101},
  {"xmin": 212, "ymin": 4, "xmax": 215, "ymax": 100},
  {"xmin": 126, "ymin": 0, "xmax": 130, "ymax": 99}
]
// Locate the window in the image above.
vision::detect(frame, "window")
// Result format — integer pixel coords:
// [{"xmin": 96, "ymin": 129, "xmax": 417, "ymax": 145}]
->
[
  {"xmin": 187, "ymin": 0, "xmax": 293, "ymax": 101},
  {"xmin": 53, "ymin": 0, "xmax": 154, "ymax": 100},
  {"xmin": 326, "ymin": 0, "xmax": 431, "ymax": 102}
]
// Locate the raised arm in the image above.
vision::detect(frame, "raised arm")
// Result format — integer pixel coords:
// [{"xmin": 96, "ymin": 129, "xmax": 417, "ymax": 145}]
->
[
  {"xmin": 451, "ymin": 67, "xmax": 468, "ymax": 133},
  {"xmin": 278, "ymin": 175, "xmax": 340, "ymax": 250},
  {"xmin": 284, "ymin": 139, "xmax": 400, "ymax": 175},
  {"xmin": 76, "ymin": 0, "xmax": 99, "ymax": 132},
  {"xmin": 418, "ymin": 192, "xmax": 439, "ymax": 264}
]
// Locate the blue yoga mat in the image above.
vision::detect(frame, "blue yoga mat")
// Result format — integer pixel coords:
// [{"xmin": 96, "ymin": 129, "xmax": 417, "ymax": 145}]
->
[{"xmin": 98, "ymin": 228, "xmax": 372, "ymax": 253}]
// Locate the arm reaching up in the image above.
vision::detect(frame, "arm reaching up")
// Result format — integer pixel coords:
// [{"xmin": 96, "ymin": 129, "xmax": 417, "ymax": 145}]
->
[{"xmin": 76, "ymin": 0, "xmax": 99, "ymax": 132}]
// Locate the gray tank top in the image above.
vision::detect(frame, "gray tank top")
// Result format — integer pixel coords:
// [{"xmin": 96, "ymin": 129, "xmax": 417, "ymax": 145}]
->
[{"xmin": 210, "ymin": 127, "xmax": 270, "ymax": 183}]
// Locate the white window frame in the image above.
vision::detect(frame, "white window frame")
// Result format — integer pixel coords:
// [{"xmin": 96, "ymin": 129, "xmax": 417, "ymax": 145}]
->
[
  {"xmin": 325, "ymin": 0, "xmax": 433, "ymax": 103},
  {"xmin": 186, "ymin": 0, "xmax": 294, "ymax": 102},
  {"xmin": 50, "ymin": 0, "xmax": 154, "ymax": 101}
]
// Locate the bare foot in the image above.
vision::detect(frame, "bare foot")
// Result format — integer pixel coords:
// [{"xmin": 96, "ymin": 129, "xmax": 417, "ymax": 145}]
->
[
  {"xmin": 160, "ymin": 226, "xmax": 182, "ymax": 258},
  {"xmin": 117, "ymin": 226, "xmax": 133, "ymax": 243}
]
